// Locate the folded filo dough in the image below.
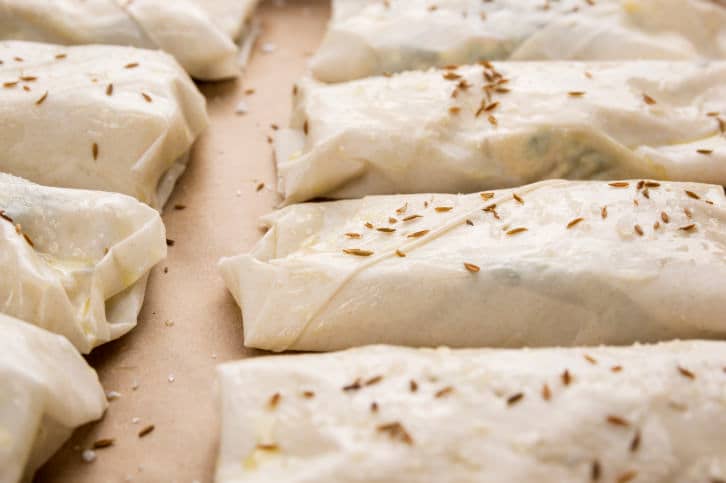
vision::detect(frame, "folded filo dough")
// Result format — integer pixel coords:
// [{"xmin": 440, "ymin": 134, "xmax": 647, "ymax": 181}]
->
[
  {"xmin": 216, "ymin": 342, "xmax": 726, "ymax": 483},
  {"xmin": 0, "ymin": 41, "xmax": 208, "ymax": 209},
  {"xmin": 219, "ymin": 179, "xmax": 726, "ymax": 352},
  {"xmin": 311, "ymin": 0, "xmax": 726, "ymax": 82},
  {"xmin": 0, "ymin": 173, "xmax": 167, "ymax": 353},
  {"xmin": 0, "ymin": 0, "xmax": 261, "ymax": 80},
  {"xmin": 278, "ymin": 61, "xmax": 726, "ymax": 203},
  {"xmin": 0, "ymin": 313, "xmax": 106, "ymax": 483}
]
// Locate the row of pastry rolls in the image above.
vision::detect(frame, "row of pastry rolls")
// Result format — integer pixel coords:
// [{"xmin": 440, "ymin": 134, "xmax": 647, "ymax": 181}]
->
[
  {"xmin": 0, "ymin": 2, "xmax": 266, "ymax": 479},
  {"xmin": 0, "ymin": 173, "xmax": 167, "ymax": 480},
  {"xmin": 0, "ymin": 37, "xmax": 214, "ymax": 480},
  {"xmin": 0, "ymin": 0, "xmax": 262, "ymax": 81},
  {"xmin": 215, "ymin": 1, "xmax": 726, "ymax": 481}
]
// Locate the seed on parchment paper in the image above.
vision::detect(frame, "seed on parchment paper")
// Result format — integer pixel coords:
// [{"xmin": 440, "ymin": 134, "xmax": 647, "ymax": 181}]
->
[
  {"xmin": 591, "ymin": 460, "xmax": 601, "ymax": 481},
  {"xmin": 92, "ymin": 438, "xmax": 114, "ymax": 449},
  {"xmin": 616, "ymin": 471, "xmax": 638, "ymax": 483}
]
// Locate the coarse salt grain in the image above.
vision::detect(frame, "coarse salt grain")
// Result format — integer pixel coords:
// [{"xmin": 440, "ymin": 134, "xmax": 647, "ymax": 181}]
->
[
  {"xmin": 81, "ymin": 449, "xmax": 96, "ymax": 463},
  {"xmin": 261, "ymin": 43, "xmax": 277, "ymax": 54}
]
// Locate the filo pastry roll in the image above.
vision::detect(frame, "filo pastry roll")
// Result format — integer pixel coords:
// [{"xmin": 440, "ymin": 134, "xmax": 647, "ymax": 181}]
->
[
  {"xmin": 311, "ymin": 0, "xmax": 726, "ymax": 82},
  {"xmin": 0, "ymin": 41, "xmax": 208, "ymax": 209},
  {"xmin": 219, "ymin": 179, "xmax": 726, "ymax": 352},
  {"xmin": 277, "ymin": 61, "xmax": 726, "ymax": 204},
  {"xmin": 216, "ymin": 342, "xmax": 726, "ymax": 483},
  {"xmin": 0, "ymin": 0, "xmax": 261, "ymax": 80},
  {"xmin": 0, "ymin": 313, "xmax": 106, "ymax": 483},
  {"xmin": 0, "ymin": 173, "xmax": 167, "ymax": 353}
]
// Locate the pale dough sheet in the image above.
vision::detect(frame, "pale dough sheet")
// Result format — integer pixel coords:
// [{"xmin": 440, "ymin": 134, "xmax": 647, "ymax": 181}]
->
[
  {"xmin": 278, "ymin": 61, "xmax": 726, "ymax": 203},
  {"xmin": 0, "ymin": 0, "xmax": 261, "ymax": 80},
  {"xmin": 311, "ymin": 0, "xmax": 726, "ymax": 82},
  {"xmin": 216, "ymin": 342, "xmax": 726, "ymax": 482},
  {"xmin": 0, "ymin": 173, "xmax": 167, "ymax": 353},
  {"xmin": 0, "ymin": 313, "xmax": 106, "ymax": 483},
  {"xmin": 0, "ymin": 41, "xmax": 208, "ymax": 209},
  {"xmin": 221, "ymin": 179, "xmax": 726, "ymax": 352}
]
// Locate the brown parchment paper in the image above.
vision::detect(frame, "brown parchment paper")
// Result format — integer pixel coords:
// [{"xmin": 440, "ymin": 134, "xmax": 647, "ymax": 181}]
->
[{"xmin": 35, "ymin": 1, "xmax": 329, "ymax": 481}]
